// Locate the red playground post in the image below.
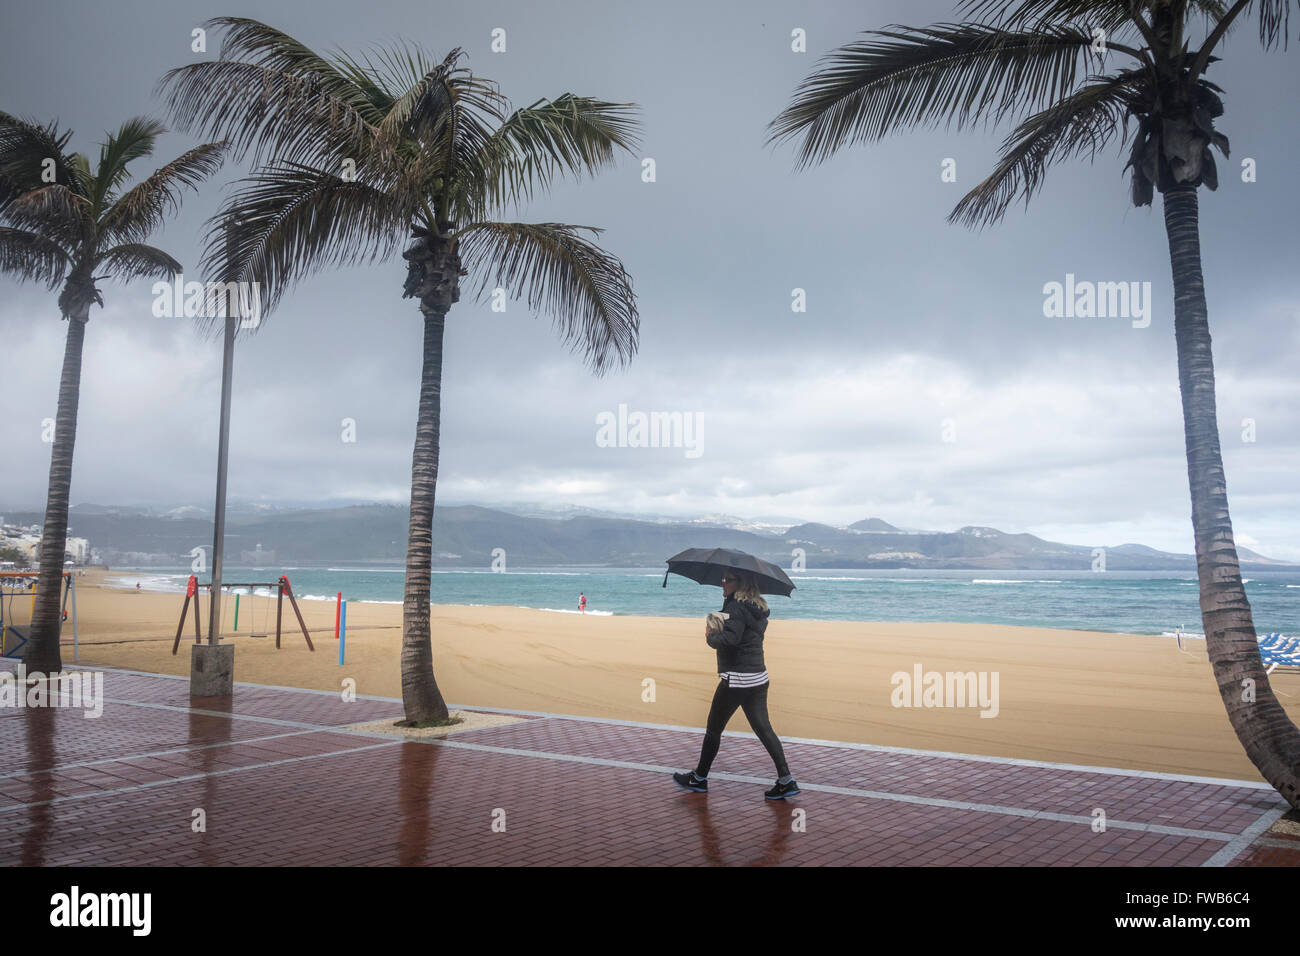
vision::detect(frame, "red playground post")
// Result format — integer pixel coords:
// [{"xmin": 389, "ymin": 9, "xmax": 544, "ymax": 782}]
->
[{"xmin": 334, "ymin": 592, "xmax": 342, "ymax": 640}]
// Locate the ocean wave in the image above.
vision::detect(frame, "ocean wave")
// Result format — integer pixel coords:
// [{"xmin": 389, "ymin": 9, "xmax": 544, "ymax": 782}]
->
[
  {"xmin": 788, "ymin": 576, "xmax": 943, "ymax": 583},
  {"xmin": 1161, "ymin": 630, "xmax": 1205, "ymax": 639},
  {"xmin": 526, "ymin": 606, "xmax": 615, "ymax": 615},
  {"xmin": 453, "ymin": 603, "xmax": 614, "ymax": 615},
  {"xmin": 971, "ymin": 579, "xmax": 1063, "ymax": 585},
  {"xmin": 322, "ymin": 568, "xmax": 587, "ymax": 576},
  {"xmin": 656, "ymin": 573, "xmax": 958, "ymax": 584},
  {"xmin": 106, "ymin": 575, "xmax": 188, "ymax": 593},
  {"xmin": 448, "ymin": 570, "xmax": 585, "ymax": 576},
  {"xmin": 788, "ymin": 576, "xmax": 871, "ymax": 582}
]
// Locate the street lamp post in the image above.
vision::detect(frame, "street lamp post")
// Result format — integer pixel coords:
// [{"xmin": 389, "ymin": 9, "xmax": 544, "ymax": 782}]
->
[
  {"xmin": 207, "ymin": 309, "xmax": 236, "ymax": 646},
  {"xmin": 190, "ymin": 240, "xmax": 239, "ymax": 696}
]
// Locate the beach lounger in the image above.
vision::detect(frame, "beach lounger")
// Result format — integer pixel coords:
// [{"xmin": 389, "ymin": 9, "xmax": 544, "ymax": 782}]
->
[
  {"xmin": 1248, "ymin": 634, "xmax": 1300, "ymax": 676},
  {"xmin": 1262, "ymin": 649, "xmax": 1300, "ymax": 667},
  {"xmin": 1258, "ymin": 633, "xmax": 1300, "ymax": 657}
]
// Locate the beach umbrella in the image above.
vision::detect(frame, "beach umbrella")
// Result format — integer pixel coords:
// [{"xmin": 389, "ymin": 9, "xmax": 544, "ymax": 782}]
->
[{"xmin": 662, "ymin": 547, "xmax": 796, "ymax": 597}]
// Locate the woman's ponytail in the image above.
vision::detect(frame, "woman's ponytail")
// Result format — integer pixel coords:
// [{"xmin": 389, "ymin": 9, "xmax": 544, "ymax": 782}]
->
[{"xmin": 733, "ymin": 573, "xmax": 769, "ymax": 613}]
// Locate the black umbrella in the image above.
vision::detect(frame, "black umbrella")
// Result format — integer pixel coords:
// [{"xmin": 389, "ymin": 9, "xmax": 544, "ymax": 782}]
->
[{"xmin": 662, "ymin": 547, "xmax": 796, "ymax": 597}]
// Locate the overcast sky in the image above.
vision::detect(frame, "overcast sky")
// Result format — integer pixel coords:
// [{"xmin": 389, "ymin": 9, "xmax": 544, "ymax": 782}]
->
[{"xmin": 2, "ymin": 0, "xmax": 1298, "ymax": 558}]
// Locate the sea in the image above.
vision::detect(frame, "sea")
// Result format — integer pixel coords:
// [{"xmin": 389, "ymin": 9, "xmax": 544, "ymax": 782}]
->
[{"xmin": 106, "ymin": 566, "xmax": 1300, "ymax": 639}]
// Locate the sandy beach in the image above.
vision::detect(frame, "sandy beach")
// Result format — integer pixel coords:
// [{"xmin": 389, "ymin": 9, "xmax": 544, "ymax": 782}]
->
[{"xmin": 43, "ymin": 569, "xmax": 1300, "ymax": 782}]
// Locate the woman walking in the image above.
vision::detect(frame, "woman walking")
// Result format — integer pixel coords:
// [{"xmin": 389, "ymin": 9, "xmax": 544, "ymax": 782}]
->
[{"xmin": 673, "ymin": 571, "xmax": 799, "ymax": 799}]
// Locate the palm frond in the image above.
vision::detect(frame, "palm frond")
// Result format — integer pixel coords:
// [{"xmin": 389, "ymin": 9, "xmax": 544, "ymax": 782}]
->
[
  {"xmin": 0, "ymin": 112, "xmax": 84, "ymax": 211},
  {"xmin": 100, "ymin": 141, "xmax": 227, "ymax": 244},
  {"xmin": 0, "ymin": 225, "xmax": 71, "ymax": 287},
  {"xmin": 96, "ymin": 242, "xmax": 183, "ymax": 281},
  {"xmin": 373, "ymin": 46, "xmax": 460, "ymax": 133},
  {"xmin": 1253, "ymin": 0, "xmax": 1293, "ymax": 48},
  {"xmin": 404, "ymin": 67, "xmax": 511, "ymax": 225},
  {"xmin": 67, "ymin": 153, "xmax": 92, "ymax": 185},
  {"xmin": 961, "ymin": 0, "xmax": 1131, "ymax": 32},
  {"xmin": 212, "ymin": 14, "xmax": 393, "ymax": 119},
  {"xmin": 767, "ymin": 22, "xmax": 1105, "ymax": 168},
  {"xmin": 370, "ymin": 46, "xmax": 501, "ymax": 214},
  {"xmin": 201, "ymin": 160, "xmax": 409, "ymax": 322},
  {"xmin": 458, "ymin": 221, "xmax": 638, "ymax": 373},
  {"xmin": 949, "ymin": 70, "xmax": 1143, "ymax": 227},
  {"xmin": 965, "ymin": 0, "xmax": 1231, "ymax": 35},
  {"xmin": 159, "ymin": 17, "xmax": 386, "ymax": 167},
  {"xmin": 1, "ymin": 184, "xmax": 89, "ymax": 248},
  {"xmin": 1193, "ymin": 0, "xmax": 1293, "ymax": 72},
  {"xmin": 327, "ymin": 43, "xmax": 413, "ymax": 116},
  {"xmin": 476, "ymin": 95, "xmax": 642, "ymax": 212},
  {"xmin": 92, "ymin": 117, "xmax": 166, "ymax": 211}
]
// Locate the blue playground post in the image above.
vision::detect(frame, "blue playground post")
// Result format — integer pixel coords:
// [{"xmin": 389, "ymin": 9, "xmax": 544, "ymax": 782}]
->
[
  {"xmin": 338, "ymin": 600, "xmax": 347, "ymax": 666},
  {"xmin": 71, "ymin": 575, "xmax": 78, "ymax": 662}
]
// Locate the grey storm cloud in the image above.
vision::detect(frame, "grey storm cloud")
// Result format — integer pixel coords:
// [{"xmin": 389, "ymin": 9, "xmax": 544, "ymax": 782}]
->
[{"xmin": 2, "ymin": 0, "xmax": 1298, "ymax": 559}]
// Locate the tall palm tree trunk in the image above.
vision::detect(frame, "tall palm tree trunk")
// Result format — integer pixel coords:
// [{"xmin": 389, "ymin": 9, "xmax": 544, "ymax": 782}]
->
[
  {"xmin": 26, "ymin": 310, "xmax": 89, "ymax": 674},
  {"xmin": 399, "ymin": 233, "xmax": 460, "ymax": 723},
  {"xmin": 1163, "ymin": 183, "xmax": 1300, "ymax": 808}
]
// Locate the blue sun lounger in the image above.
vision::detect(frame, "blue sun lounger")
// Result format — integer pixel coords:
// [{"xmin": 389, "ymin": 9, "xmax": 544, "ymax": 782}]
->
[
  {"xmin": 1259, "ymin": 633, "xmax": 1299, "ymax": 653},
  {"xmin": 1258, "ymin": 634, "xmax": 1300, "ymax": 668}
]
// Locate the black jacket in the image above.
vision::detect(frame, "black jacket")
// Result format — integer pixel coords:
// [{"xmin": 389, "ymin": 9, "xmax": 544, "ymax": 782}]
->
[{"xmin": 706, "ymin": 597, "xmax": 769, "ymax": 673}]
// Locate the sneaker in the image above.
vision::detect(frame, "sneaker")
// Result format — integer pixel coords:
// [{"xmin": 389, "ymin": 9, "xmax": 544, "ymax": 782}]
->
[
  {"xmin": 764, "ymin": 778, "xmax": 801, "ymax": 800},
  {"xmin": 673, "ymin": 771, "xmax": 707, "ymax": 793}
]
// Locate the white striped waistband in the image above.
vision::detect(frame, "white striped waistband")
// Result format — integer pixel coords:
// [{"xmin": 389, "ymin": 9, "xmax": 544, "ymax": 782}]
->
[{"xmin": 720, "ymin": 671, "xmax": 769, "ymax": 688}]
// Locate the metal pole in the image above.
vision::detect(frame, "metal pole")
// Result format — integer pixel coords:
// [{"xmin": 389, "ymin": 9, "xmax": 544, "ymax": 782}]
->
[
  {"xmin": 207, "ymin": 309, "xmax": 237, "ymax": 645},
  {"xmin": 338, "ymin": 600, "xmax": 346, "ymax": 666},
  {"xmin": 70, "ymin": 574, "xmax": 78, "ymax": 662}
]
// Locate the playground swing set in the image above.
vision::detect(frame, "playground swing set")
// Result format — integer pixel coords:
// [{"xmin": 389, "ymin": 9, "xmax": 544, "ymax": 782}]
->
[
  {"xmin": 0, "ymin": 571, "xmax": 78, "ymax": 660},
  {"xmin": 172, "ymin": 574, "xmax": 316, "ymax": 654}
]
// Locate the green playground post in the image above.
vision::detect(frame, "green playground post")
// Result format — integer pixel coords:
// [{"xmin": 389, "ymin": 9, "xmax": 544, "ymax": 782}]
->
[{"xmin": 233, "ymin": 592, "xmax": 240, "ymax": 632}]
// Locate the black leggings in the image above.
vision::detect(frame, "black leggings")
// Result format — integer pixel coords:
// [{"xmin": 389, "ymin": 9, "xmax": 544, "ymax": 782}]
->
[{"xmin": 695, "ymin": 680, "xmax": 790, "ymax": 778}]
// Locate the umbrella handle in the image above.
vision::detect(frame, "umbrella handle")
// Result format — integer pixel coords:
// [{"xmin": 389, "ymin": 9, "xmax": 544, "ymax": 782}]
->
[{"xmin": 662, "ymin": 570, "xmax": 669, "ymax": 588}]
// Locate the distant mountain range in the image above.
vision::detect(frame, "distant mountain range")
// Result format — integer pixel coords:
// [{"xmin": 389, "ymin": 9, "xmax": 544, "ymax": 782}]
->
[{"xmin": 4, "ymin": 502, "xmax": 1294, "ymax": 571}]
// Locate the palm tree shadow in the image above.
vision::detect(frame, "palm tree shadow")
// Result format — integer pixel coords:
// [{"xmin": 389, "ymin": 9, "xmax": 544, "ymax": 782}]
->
[
  {"xmin": 396, "ymin": 739, "xmax": 441, "ymax": 866},
  {"xmin": 20, "ymin": 698, "xmax": 57, "ymax": 867}
]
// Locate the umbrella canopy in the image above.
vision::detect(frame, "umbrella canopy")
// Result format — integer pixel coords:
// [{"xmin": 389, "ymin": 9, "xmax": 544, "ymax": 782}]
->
[{"xmin": 663, "ymin": 547, "xmax": 796, "ymax": 597}]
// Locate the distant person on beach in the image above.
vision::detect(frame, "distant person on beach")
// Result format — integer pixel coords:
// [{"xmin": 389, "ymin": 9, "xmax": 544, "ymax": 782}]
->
[
  {"xmin": 579, "ymin": 592, "xmax": 587, "ymax": 614},
  {"xmin": 673, "ymin": 571, "xmax": 799, "ymax": 800},
  {"xmin": 136, "ymin": 583, "xmax": 141, "ymax": 591}
]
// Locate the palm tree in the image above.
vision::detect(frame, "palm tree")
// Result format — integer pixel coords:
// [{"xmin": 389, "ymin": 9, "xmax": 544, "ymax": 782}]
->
[
  {"xmin": 769, "ymin": 0, "xmax": 1299, "ymax": 808},
  {"xmin": 0, "ymin": 114, "xmax": 225, "ymax": 673},
  {"xmin": 160, "ymin": 18, "xmax": 640, "ymax": 724}
]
